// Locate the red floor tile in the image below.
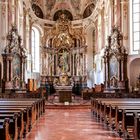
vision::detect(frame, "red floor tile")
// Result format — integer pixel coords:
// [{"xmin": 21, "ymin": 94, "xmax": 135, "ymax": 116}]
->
[{"xmin": 25, "ymin": 109, "xmax": 122, "ymax": 140}]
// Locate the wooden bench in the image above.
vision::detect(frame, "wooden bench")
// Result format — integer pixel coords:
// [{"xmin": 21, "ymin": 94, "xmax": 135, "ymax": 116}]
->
[
  {"xmin": 0, "ymin": 106, "xmax": 30, "ymax": 134},
  {"xmin": 133, "ymin": 112, "xmax": 140, "ymax": 140},
  {"xmin": 0, "ymin": 118, "xmax": 10, "ymax": 140},
  {"xmin": 91, "ymin": 98, "xmax": 140, "ymax": 139},
  {"xmin": 0, "ymin": 113, "xmax": 19, "ymax": 140},
  {"xmin": 0, "ymin": 98, "xmax": 45, "ymax": 118},
  {"xmin": 0, "ymin": 109, "xmax": 25, "ymax": 139},
  {"xmin": 0, "ymin": 98, "xmax": 45, "ymax": 139}
]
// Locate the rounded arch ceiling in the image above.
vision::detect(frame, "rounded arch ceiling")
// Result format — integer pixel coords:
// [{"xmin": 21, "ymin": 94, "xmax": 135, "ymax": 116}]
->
[
  {"xmin": 32, "ymin": 3, "xmax": 44, "ymax": 19},
  {"xmin": 83, "ymin": 3, "xmax": 95, "ymax": 19},
  {"xmin": 31, "ymin": 0, "xmax": 97, "ymax": 21},
  {"xmin": 53, "ymin": 10, "xmax": 73, "ymax": 21}
]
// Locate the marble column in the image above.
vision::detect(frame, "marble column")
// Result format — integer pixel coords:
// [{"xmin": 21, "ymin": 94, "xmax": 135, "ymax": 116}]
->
[
  {"xmin": 8, "ymin": 56, "xmax": 13, "ymax": 81},
  {"xmin": 118, "ymin": 61, "xmax": 121, "ymax": 81},
  {"xmin": 114, "ymin": 0, "xmax": 117, "ymax": 25},
  {"xmin": 104, "ymin": 58, "xmax": 107, "ymax": 87},
  {"xmin": 83, "ymin": 54, "xmax": 86, "ymax": 75},
  {"xmin": 121, "ymin": 0, "xmax": 129, "ymax": 49},
  {"xmin": 70, "ymin": 53, "xmax": 71, "ymax": 75},
  {"xmin": 72, "ymin": 54, "xmax": 74, "ymax": 76},
  {"xmin": 111, "ymin": 0, "xmax": 115, "ymax": 27},
  {"xmin": 12, "ymin": 0, "xmax": 15, "ymax": 25},
  {"xmin": 121, "ymin": 60, "xmax": 124, "ymax": 81},
  {"xmin": 0, "ymin": 1, "xmax": 8, "ymax": 51},
  {"xmin": 23, "ymin": 57, "xmax": 26, "ymax": 82},
  {"xmin": 2, "ymin": 54, "xmax": 7, "ymax": 81}
]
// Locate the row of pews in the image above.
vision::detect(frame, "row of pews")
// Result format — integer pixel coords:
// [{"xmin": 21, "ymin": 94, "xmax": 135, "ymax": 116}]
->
[
  {"xmin": 0, "ymin": 98, "xmax": 45, "ymax": 140},
  {"xmin": 91, "ymin": 97, "xmax": 140, "ymax": 139}
]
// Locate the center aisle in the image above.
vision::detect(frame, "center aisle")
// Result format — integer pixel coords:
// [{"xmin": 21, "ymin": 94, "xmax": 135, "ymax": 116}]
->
[{"xmin": 25, "ymin": 109, "xmax": 122, "ymax": 140}]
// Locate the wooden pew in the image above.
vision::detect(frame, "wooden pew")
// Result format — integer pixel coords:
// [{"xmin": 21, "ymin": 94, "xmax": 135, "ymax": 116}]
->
[
  {"xmin": 91, "ymin": 98, "xmax": 140, "ymax": 118},
  {"xmin": 0, "ymin": 106, "xmax": 30, "ymax": 135},
  {"xmin": 91, "ymin": 98, "xmax": 140, "ymax": 139},
  {"xmin": 0, "ymin": 103, "xmax": 33, "ymax": 138},
  {"xmin": 0, "ymin": 113, "xmax": 18, "ymax": 140},
  {"xmin": 0, "ymin": 118, "xmax": 10, "ymax": 140},
  {"xmin": 134, "ymin": 112, "xmax": 140, "ymax": 140},
  {"xmin": 0, "ymin": 110, "xmax": 25, "ymax": 139},
  {"xmin": 0, "ymin": 98, "xmax": 45, "ymax": 119},
  {"xmin": 0, "ymin": 101, "xmax": 36, "ymax": 125},
  {"xmin": 0, "ymin": 98, "xmax": 45, "ymax": 139}
]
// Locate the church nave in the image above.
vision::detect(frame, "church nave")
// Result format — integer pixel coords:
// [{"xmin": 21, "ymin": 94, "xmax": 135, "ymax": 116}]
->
[{"xmin": 25, "ymin": 109, "xmax": 122, "ymax": 140}]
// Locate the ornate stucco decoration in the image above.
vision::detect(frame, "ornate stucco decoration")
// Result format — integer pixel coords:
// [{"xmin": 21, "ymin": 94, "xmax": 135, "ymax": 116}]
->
[
  {"xmin": 29, "ymin": 0, "xmax": 97, "ymax": 21},
  {"xmin": 45, "ymin": 12, "xmax": 86, "ymax": 49}
]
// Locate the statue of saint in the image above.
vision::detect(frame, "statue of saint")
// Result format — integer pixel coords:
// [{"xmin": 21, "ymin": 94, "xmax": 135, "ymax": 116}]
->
[{"xmin": 59, "ymin": 50, "xmax": 68, "ymax": 73}]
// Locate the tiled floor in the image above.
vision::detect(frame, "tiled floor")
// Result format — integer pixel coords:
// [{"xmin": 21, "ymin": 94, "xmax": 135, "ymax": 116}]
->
[{"xmin": 25, "ymin": 109, "xmax": 123, "ymax": 140}]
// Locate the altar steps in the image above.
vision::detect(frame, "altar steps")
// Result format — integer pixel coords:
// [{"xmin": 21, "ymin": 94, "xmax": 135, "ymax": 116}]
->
[
  {"xmin": 45, "ymin": 95, "xmax": 91, "ymax": 109},
  {"xmin": 45, "ymin": 104, "xmax": 91, "ymax": 109}
]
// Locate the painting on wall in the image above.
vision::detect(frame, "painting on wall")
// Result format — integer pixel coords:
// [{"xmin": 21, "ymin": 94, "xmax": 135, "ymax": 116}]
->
[
  {"xmin": 13, "ymin": 54, "xmax": 20, "ymax": 78},
  {"xmin": 83, "ymin": 3, "xmax": 95, "ymax": 18},
  {"xmin": 32, "ymin": 4, "xmax": 44, "ymax": 19},
  {"xmin": 109, "ymin": 55, "xmax": 118, "ymax": 78},
  {"xmin": 70, "ymin": 0, "xmax": 80, "ymax": 10},
  {"xmin": 46, "ymin": 0, "xmax": 56, "ymax": 11}
]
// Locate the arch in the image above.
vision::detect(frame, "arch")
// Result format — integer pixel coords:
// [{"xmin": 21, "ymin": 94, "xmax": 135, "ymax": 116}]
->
[
  {"xmin": 32, "ymin": 24, "xmax": 44, "ymax": 37},
  {"xmin": 31, "ymin": 26, "xmax": 40, "ymax": 72},
  {"xmin": 32, "ymin": 4, "xmax": 44, "ymax": 19},
  {"xmin": 83, "ymin": 3, "xmax": 95, "ymax": 19},
  {"xmin": 85, "ymin": 25, "xmax": 96, "ymax": 85},
  {"xmin": 129, "ymin": 58, "xmax": 140, "ymax": 89},
  {"xmin": 53, "ymin": 9, "xmax": 73, "ymax": 21}
]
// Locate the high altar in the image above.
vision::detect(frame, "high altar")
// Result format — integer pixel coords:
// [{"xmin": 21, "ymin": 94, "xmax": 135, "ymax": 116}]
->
[{"xmin": 41, "ymin": 12, "xmax": 87, "ymax": 90}]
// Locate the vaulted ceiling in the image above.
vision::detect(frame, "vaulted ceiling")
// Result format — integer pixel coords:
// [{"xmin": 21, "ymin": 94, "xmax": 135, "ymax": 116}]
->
[{"xmin": 31, "ymin": 0, "xmax": 97, "ymax": 21}]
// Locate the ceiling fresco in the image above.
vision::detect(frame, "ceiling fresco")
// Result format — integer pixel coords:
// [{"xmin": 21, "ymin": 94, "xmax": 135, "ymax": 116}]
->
[
  {"xmin": 31, "ymin": 0, "xmax": 97, "ymax": 21},
  {"xmin": 46, "ymin": 0, "xmax": 56, "ymax": 11},
  {"xmin": 83, "ymin": 3, "xmax": 95, "ymax": 18}
]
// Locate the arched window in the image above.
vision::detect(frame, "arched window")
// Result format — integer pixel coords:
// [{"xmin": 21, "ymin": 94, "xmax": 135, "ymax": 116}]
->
[
  {"xmin": 131, "ymin": 0, "xmax": 140, "ymax": 53},
  {"xmin": 31, "ymin": 27, "xmax": 40, "ymax": 72}
]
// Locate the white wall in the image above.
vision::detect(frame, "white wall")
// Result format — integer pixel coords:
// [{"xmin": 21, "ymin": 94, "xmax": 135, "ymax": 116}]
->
[{"xmin": 85, "ymin": 25, "xmax": 95, "ymax": 88}]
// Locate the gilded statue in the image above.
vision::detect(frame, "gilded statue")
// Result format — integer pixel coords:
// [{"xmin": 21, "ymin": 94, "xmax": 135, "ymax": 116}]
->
[
  {"xmin": 59, "ymin": 72, "xmax": 69, "ymax": 86},
  {"xmin": 58, "ymin": 49, "xmax": 69, "ymax": 73}
]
